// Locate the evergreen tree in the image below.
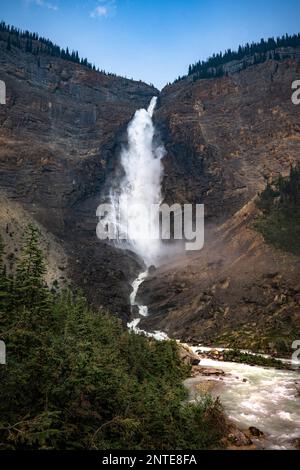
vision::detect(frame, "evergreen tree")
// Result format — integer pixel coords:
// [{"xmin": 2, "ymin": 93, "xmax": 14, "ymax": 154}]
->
[
  {"xmin": 0, "ymin": 235, "xmax": 13, "ymax": 321},
  {"xmin": 185, "ymin": 32, "xmax": 300, "ymax": 82},
  {"xmin": 0, "ymin": 21, "xmax": 105, "ymax": 73},
  {"xmin": 15, "ymin": 224, "xmax": 50, "ymax": 319},
  {"xmin": 255, "ymin": 163, "xmax": 300, "ymax": 255},
  {"xmin": 0, "ymin": 236, "xmax": 8, "ymax": 314},
  {"xmin": 25, "ymin": 38, "xmax": 32, "ymax": 53},
  {"xmin": 6, "ymin": 35, "xmax": 11, "ymax": 51}
]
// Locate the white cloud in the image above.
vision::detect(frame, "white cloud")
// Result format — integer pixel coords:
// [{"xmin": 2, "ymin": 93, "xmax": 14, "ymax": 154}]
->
[
  {"xmin": 47, "ymin": 3, "xmax": 58, "ymax": 11},
  {"xmin": 27, "ymin": 0, "xmax": 59, "ymax": 11},
  {"xmin": 90, "ymin": 5, "xmax": 108, "ymax": 18},
  {"xmin": 90, "ymin": 1, "xmax": 116, "ymax": 19}
]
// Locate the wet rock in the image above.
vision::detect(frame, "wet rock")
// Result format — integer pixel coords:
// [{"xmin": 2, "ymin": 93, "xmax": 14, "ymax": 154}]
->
[
  {"xmin": 248, "ymin": 426, "xmax": 264, "ymax": 437},
  {"xmin": 211, "ymin": 349, "xmax": 220, "ymax": 356},
  {"xmin": 293, "ymin": 438, "xmax": 300, "ymax": 449},
  {"xmin": 294, "ymin": 383, "xmax": 300, "ymax": 397},
  {"xmin": 148, "ymin": 265, "xmax": 156, "ymax": 275},
  {"xmin": 191, "ymin": 365, "xmax": 225, "ymax": 377},
  {"xmin": 228, "ymin": 429, "xmax": 253, "ymax": 446},
  {"xmin": 131, "ymin": 305, "xmax": 140, "ymax": 316}
]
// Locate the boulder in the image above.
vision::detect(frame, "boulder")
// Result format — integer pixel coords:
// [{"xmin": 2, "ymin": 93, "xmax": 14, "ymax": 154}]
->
[
  {"xmin": 248, "ymin": 426, "xmax": 264, "ymax": 437},
  {"xmin": 191, "ymin": 365, "xmax": 225, "ymax": 377},
  {"xmin": 178, "ymin": 344, "xmax": 200, "ymax": 366},
  {"xmin": 228, "ymin": 429, "xmax": 253, "ymax": 446},
  {"xmin": 293, "ymin": 438, "xmax": 300, "ymax": 449},
  {"xmin": 148, "ymin": 265, "xmax": 156, "ymax": 275}
]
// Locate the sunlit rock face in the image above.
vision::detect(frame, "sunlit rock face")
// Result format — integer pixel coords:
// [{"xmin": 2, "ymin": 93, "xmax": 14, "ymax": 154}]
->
[{"xmin": 156, "ymin": 52, "xmax": 300, "ymax": 222}]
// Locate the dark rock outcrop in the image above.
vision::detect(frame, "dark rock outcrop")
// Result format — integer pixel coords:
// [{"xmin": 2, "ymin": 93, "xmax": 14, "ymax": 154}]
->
[{"xmin": 249, "ymin": 426, "xmax": 264, "ymax": 437}]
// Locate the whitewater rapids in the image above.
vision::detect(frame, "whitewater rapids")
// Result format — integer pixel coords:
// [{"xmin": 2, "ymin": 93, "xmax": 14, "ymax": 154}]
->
[{"xmin": 185, "ymin": 355, "xmax": 300, "ymax": 449}]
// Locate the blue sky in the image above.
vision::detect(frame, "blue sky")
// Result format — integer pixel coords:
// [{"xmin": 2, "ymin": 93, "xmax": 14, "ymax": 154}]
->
[{"xmin": 1, "ymin": 0, "xmax": 300, "ymax": 89}]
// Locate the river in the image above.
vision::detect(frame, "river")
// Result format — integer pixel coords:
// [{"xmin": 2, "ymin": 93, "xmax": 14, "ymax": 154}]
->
[
  {"xmin": 128, "ymin": 270, "xmax": 300, "ymax": 450},
  {"xmin": 185, "ymin": 355, "xmax": 300, "ymax": 449}
]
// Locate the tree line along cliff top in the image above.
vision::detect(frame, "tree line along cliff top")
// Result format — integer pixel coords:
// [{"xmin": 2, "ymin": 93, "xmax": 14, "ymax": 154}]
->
[
  {"xmin": 1, "ymin": 20, "xmax": 300, "ymax": 87},
  {"xmin": 175, "ymin": 32, "xmax": 300, "ymax": 82}
]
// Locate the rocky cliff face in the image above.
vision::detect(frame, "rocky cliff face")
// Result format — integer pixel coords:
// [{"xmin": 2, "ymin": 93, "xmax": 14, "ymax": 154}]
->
[
  {"xmin": 156, "ymin": 54, "xmax": 300, "ymax": 221},
  {"xmin": 139, "ymin": 55, "xmax": 300, "ymax": 354},
  {"xmin": 139, "ymin": 201, "xmax": 300, "ymax": 354},
  {"xmin": 0, "ymin": 36, "xmax": 156, "ymax": 319}
]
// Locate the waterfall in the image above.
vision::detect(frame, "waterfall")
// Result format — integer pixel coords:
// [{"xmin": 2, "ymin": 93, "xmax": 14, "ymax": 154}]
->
[
  {"xmin": 129, "ymin": 269, "xmax": 149, "ymax": 317},
  {"xmin": 108, "ymin": 96, "xmax": 165, "ymax": 267},
  {"xmin": 100, "ymin": 96, "xmax": 167, "ymax": 335}
]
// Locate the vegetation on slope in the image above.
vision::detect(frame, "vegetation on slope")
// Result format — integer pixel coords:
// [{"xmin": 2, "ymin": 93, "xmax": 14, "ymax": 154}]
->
[
  {"xmin": 174, "ymin": 33, "xmax": 300, "ymax": 82},
  {"xmin": 0, "ymin": 20, "xmax": 100, "ymax": 71},
  {"xmin": 222, "ymin": 350, "xmax": 286, "ymax": 369},
  {"xmin": 0, "ymin": 20, "xmax": 156, "ymax": 85},
  {"xmin": 255, "ymin": 163, "xmax": 300, "ymax": 256},
  {"xmin": 0, "ymin": 225, "xmax": 226, "ymax": 450}
]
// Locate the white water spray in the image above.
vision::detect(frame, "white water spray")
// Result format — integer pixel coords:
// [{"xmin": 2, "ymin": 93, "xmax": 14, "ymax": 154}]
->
[
  {"xmin": 129, "ymin": 270, "xmax": 149, "ymax": 317},
  {"xmin": 102, "ymin": 97, "xmax": 167, "ymax": 328},
  {"xmin": 108, "ymin": 96, "xmax": 165, "ymax": 267}
]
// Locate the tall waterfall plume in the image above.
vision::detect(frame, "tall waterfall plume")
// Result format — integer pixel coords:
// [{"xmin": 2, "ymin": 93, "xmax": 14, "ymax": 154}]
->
[{"xmin": 108, "ymin": 96, "xmax": 165, "ymax": 266}]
